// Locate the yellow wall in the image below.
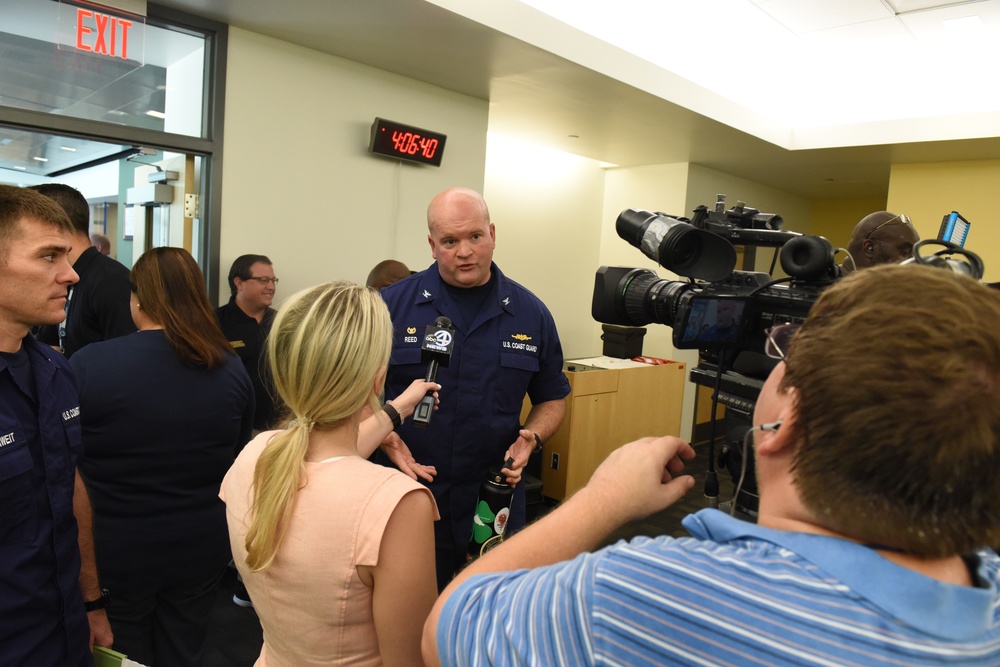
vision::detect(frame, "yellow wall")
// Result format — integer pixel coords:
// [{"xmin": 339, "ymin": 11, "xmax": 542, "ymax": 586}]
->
[
  {"xmin": 810, "ymin": 198, "xmax": 887, "ymax": 247},
  {"xmin": 486, "ymin": 134, "xmax": 608, "ymax": 360},
  {"xmin": 888, "ymin": 160, "xmax": 999, "ymax": 282}
]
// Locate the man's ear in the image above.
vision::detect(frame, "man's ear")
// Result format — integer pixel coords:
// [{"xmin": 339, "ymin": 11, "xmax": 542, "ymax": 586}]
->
[
  {"xmin": 427, "ymin": 235, "xmax": 437, "ymax": 260},
  {"xmin": 755, "ymin": 390, "xmax": 799, "ymax": 457}
]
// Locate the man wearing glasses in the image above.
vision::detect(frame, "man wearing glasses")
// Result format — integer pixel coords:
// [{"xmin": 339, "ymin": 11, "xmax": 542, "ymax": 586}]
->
[
  {"xmin": 844, "ymin": 210, "xmax": 920, "ymax": 272},
  {"xmin": 216, "ymin": 254, "xmax": 281, "ymax": 436},
  {"xmin": 423, "ymin": 263, "xmax": 1000, "ymax": 666}
]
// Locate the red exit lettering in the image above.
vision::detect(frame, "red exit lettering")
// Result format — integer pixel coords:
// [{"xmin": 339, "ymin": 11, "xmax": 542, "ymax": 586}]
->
[{"xmin": 76, "ymin": 8, "xmax": 133, "ymax": 60}]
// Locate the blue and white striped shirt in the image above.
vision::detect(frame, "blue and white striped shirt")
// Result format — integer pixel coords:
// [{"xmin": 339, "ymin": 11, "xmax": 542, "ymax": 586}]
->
[{"xmin": 437, "ymin": 509, "xmax": 1000, "ymax": 666}]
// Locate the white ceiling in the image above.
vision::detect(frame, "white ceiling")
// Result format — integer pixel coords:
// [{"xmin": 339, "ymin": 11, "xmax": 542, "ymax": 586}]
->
[
  {"xmin": 153, "ymin": 0, "xmax": 1000, "ymax": 200},
  {"xmin": 469, "ymin": 0, "xmax": 1000, "ymax": 147}
]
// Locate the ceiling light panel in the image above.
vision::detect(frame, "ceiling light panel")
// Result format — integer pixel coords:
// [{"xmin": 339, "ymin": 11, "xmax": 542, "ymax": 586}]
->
[
  {"xmin": 898, "ymin": 0, "xmax": 1000, "ymax": 40},
  {"xmin": 501, "ymin": 0, "xmax": 1000, "ymax": 142},
  {"xmin": 754, "ymin": 0, "xmax": 893, "ymax": 34},
  {"xmin": 517, "ymin": 0, "xmax": 799, "ymax": 105}
]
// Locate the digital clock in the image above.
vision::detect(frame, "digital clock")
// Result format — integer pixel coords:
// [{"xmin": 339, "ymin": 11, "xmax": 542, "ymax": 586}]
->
[{"xmin": 369, "ymin": 117, "xmax": 447, "ymax": 167}]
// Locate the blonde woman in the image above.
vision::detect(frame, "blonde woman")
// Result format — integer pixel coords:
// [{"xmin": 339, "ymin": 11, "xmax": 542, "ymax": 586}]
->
[{"xmin": 221, "ymin": 281, "xmax": 440, "ymax": 666}]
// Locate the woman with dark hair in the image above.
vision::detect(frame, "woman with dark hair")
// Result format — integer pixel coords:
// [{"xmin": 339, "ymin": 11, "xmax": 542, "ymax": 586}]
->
[{"xmin": 70, "ymin": 247, "xmax": 254, "ymax": 667}]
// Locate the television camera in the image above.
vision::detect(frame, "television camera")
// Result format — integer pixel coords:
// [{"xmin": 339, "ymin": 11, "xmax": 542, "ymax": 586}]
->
[
  {"xmin": 592, "ymin": 195, "xmax": 844, "ymax": 518},
  {"xmin": 593, "ymin": 197, "xmax": 989, "ymax": 518}
]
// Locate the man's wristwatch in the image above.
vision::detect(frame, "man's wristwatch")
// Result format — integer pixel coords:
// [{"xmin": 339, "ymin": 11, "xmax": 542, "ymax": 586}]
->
[
  {"xmin": 531, "ymin": 431, "xmax": 543, "ymax": 454},
  {"xmin": 84, "ymin": 588, "xmax": 111, "ymax": 612},
  {"xmin": 382, "ymin": 401, "xmax": 402, "ymax": 429}
]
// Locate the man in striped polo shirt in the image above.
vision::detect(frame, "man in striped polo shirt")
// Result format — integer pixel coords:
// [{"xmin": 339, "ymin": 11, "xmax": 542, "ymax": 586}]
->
[{"xmin": 423, "ymin": 263, "xmax": 1000, "ymax": 666}]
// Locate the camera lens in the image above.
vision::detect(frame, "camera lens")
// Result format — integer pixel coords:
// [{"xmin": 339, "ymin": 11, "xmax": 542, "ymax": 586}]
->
[
  {"xmin": 620, "ymin": 270, "xmax": 692, "ymax": 327},
  {"xmin": 592, "ymin": 267, "xmax": 696, "ymax": 328}
]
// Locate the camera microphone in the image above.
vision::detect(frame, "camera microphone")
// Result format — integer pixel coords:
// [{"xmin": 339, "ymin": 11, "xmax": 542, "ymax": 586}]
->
[{"xmin": 412, "ymin": 316, "xmax": 455, "ymax": 427}]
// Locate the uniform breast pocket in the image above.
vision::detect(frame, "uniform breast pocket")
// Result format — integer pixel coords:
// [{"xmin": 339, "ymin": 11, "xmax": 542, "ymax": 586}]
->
[
  {"xmin": 497, "ymin": 352, "xmax": 540, "ymax": 414},
  {"xmin": 0, "ymin": 440, "xmax": 38, "ymax": 546},
  {"xmin": 389, "ymin": 346, "xmax": 424, "ymax": 374}
]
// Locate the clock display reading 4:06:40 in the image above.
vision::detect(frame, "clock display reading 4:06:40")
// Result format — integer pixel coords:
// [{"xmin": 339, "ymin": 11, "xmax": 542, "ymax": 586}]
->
[
  {"xmin": 392, "ymin": 130, "xmax": 440, "ymax": 159},
  {"xmin": 369, "ymin": 117, "xmax": 448, "ymax": 167}
]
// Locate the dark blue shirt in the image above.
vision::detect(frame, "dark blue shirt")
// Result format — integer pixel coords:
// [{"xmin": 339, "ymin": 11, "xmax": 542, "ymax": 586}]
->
[
  {"xmin": 70, "ymin": 331, "xmax": 254, "ymax": 590},
  {"xmin": 378, "ymin": 262, "xmax": 570, "ymax": 557},
  {"xmin": 0, "ymin": 336, "xmax": 91, "ymax": 666},
  {"xmin": 216, "ymin": 299, "xmax": 280, "ymax": 432}
]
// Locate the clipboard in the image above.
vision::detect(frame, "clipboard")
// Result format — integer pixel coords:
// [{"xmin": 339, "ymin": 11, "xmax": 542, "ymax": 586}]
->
[{"xmin": 94, "ymin": 645, "xmax": 150, "ymax": 667}]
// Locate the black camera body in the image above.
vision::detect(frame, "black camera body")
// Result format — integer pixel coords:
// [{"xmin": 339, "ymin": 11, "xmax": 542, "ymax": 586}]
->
[
  {"xmin": 592, "ymin": 266, "xmax": 826, "ymax": 355},
  {"xmin": 593, "ymin": 197, "xmax": 840, "ymax": 366},
  {"xmin": 592, "ymin": 196, "xmax": 840, "ymax": 517},
  {"xmin": 594, "ymin": 199, "xmax": 989, "ymax": 517}
]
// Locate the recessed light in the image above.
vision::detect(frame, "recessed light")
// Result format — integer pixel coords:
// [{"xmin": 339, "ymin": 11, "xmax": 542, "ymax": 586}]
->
[
  {"xmin": 60, "ymin": 146, "xmax": 77, "ymax": 152},
  {"xmin": 943, "ymin": 15, "xmax": 982, "ymax": 30},
  {"xmin": 146, "ymin": 110, "xmax": 166, "ymax": 119},
  {"xmin": 33, "ymin": 157, "xmax": 48, "ymax": 162},
  {"xmin": 13, "ymin": 166, "xmax": 26, "ymax": 170}
]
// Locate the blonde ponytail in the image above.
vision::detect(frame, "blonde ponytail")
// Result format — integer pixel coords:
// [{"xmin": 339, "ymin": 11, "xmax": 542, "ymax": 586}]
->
[{"xmin": 241, "ymin": 281, "xmax": 392, "ymax": 572}]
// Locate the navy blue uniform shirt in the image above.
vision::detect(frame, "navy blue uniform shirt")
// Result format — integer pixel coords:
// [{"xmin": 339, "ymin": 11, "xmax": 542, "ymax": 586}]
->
[
  {"xmin": 378, "ymin": 262, "xmax": 570, "ymax": 561},
  {"xmin": 0, "ymin": 336, "xmax": 91, "ymax": 666}
]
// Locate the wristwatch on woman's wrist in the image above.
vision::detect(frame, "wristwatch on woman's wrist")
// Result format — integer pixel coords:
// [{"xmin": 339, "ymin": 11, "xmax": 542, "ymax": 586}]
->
[{"xmin": 382, "ymin": 401, "xmax": 402, "ymax": 429}]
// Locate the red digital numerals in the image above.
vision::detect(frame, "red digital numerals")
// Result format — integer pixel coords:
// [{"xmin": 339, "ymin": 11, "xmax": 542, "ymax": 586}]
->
[{"xmin": 391, "ymin": 131, "xmax": 439, "ymax": 159}]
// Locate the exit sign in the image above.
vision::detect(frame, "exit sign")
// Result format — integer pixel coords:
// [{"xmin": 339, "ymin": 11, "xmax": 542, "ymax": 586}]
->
[
  {"xmin": 75, "ymin": 8, "xmax": 135, "ymax": 60},
  {"xmin": 57, "ymin": 2, "xmax": 146, "ymax": 65}
]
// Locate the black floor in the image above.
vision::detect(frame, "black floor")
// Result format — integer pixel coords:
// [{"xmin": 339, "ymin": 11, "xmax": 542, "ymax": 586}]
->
[
  {"xmin": 202, "ymin": 443, "xmax": 728, "ymax": 666},
  {"xmin": 203, "ymin": 568, "xmax": 263, "ymax": 667}
]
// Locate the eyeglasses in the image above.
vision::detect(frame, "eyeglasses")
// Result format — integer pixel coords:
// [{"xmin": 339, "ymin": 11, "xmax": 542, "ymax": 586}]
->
[
  {"xmin": 764, "ymin": 323, "xmax": 800, "ymax": 360},
  {"xmin": 244, "ymin": 276, "xmax": 279, "ymax": 285},
  {"xmin": 864, "ymin": 213, "xmax": 911, "ymax": 241}
]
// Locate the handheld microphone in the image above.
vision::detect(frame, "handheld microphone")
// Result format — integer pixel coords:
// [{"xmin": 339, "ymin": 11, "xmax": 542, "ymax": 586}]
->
[{"xmin": 412, "ymin": 316, "xmax": 454, "ymax": 427}]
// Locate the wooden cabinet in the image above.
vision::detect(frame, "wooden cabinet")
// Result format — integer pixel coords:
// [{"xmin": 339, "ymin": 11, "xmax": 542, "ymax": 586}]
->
[{"xmin": 523, "ymin": 359, "xmax": 686, "ymax": 501}]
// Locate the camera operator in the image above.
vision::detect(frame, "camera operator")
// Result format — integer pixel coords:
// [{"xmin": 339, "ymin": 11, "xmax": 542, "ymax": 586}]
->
[
  {"xmin": 423, "ymin": 263, "xmax": 1000, "ymax": 667},
  {"xmin": 842, "ymin": 210, "xmax": 920, "ymax": 273}
]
